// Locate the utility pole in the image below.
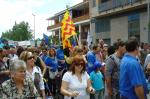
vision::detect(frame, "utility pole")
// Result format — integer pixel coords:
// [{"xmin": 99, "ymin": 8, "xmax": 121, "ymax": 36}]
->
[
  {"xmin": 148, "ymin": 0, "xmax": 150, "ymax": 43},
  {"xmin": 32, "ymin": 13, "xmax": 35, "ymax": 40}
]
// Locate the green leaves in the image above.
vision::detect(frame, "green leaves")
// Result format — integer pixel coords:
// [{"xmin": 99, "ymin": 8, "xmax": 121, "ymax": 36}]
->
[{"xmin": 1, "ymin": 21, "xmax": 32, "ymax": 41}]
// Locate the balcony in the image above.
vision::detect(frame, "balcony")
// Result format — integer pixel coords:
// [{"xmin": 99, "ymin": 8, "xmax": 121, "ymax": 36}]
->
[
  {"xmin": 47, "ymin": 14, "xmax": 90, "ymax": 30},
  {"xmin": 99, "ymin": 0, "xmax": 146, "ymax": 12}
]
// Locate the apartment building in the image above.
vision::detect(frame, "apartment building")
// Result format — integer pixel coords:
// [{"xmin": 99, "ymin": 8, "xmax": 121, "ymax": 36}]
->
[
  {"xmin": 89, "ymin": 0, "xmax": 148, "ymax": 45},
  {"xmin": 47, "ymin": 0, "xmax": 90, "ymax": 45}
]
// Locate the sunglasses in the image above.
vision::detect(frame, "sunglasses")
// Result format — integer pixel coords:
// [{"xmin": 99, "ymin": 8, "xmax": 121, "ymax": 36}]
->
[
  {"xmin": 27, "ymin": 56, "xmax": 34, "ymax": 60},
  {"xmin": 75, "ymin": 62, "xmax": 84, "ymax": 66}
]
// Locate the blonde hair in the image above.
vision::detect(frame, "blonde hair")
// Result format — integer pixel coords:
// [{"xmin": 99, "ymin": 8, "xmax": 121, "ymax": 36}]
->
[
  {"xmin": 72, "ymin": 46, "xmax": 83, "ymax": 56},
  {"xmin": 19, "ymin": 51, "xmax": 33, "ymax": 62}
]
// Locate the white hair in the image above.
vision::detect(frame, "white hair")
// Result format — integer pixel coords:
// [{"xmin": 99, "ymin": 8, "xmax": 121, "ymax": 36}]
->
[{"xmin": 9, "ymin": 59, "xmax": 26, "ymax": 72}]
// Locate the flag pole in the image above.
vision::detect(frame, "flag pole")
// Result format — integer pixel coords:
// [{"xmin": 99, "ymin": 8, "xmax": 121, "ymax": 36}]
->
[
  {"xmin": 75, "ymin": 35, "xmax": 80, "ymax": 46},
  {"xmin": 66, "ymin": 5, "xmax": 69, "ymax": 10}
]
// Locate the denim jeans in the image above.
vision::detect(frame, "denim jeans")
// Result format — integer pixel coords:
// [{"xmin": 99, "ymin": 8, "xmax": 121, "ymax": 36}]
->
[{"xmin": 94, "ymin": 89, "xmax": 104, "ymax": 99}]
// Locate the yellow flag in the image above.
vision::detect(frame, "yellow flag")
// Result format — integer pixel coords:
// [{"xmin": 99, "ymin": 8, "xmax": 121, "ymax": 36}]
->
[
  {"xmin": 61, "ymin": 10, "xmax": 76, "ymax": 49},
  {"xmin": 62, "ymin": 39, "xmax": 72, "ymax": 48}
]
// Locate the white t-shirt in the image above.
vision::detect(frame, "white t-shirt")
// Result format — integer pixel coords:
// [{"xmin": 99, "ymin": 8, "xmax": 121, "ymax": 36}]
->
[
  {"xmin": 26, "ymin": 66, "xmax": 45, "ymax": 90},
  {"xmin": 62, "ymin": 71, "xmax": 90, "ymax": 99}
]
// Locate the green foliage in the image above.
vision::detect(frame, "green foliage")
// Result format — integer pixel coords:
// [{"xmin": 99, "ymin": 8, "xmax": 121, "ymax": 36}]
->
[
  {"xmin": 49, "ymin": 35, "xmax": 59, "ymax": 45},
  {"xmin": 1, "ymin": 21, "xmax": 32, "ymax": 41},
  {"xmin": 76, "ymin": 31, "xmax": 80, "ymax": 37}
]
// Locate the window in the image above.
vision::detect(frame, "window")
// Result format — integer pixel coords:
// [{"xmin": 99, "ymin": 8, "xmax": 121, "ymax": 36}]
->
[
  {"xmin": 128, "ymin": 13, "xmax": 140, "ymax": 41},
  {"xmin": 92, "ymin": 0, "xmax": 96, "ymax": 7},
  {"xmin": 59, "ymin": 15, "xmax": 63, "ymax": 22},
  {"xmin": 95, "ymin": 18, "xmax": 110, "ymax": 33},
  {"xmin": 81, "ymin": 25, "xmax": 89, "ymax": 39}
]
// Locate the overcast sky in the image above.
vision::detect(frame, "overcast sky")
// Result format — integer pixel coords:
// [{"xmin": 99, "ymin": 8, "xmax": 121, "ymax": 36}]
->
[{"xmin": 0, "ymin": 0, "xmax": 82, "ymax": 39}]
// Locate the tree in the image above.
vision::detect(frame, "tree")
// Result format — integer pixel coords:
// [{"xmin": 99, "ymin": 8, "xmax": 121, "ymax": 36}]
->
[{"xmin": 1, "ymin": 21, "xmax": 32, "ymax": 41}]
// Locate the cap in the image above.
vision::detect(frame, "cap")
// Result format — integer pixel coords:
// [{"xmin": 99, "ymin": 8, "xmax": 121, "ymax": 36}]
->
[{"xmin": 93, "ymin": 61, "xmax": 102, "ymax": 70}]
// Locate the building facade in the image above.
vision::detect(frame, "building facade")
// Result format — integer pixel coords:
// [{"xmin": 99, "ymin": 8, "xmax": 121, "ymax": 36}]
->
[
  {"xmin": 89, "ymin": 0, "xmax": 148, "ymax": 45},
  {"xmin": 47, "ymin": 0, "xmax": 90, "ymax": 45}
]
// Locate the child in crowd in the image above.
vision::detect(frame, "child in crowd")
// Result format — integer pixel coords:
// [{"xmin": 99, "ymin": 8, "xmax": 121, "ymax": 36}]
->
[{"xmin": 90, "ymin": 61, "xmax": 104, "ymax": 99}]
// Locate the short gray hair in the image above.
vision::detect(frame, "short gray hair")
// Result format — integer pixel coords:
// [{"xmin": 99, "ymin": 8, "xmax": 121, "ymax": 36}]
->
[{"xmin": 10, "ymin": 59, "xmax": 27, "ymax": 72}]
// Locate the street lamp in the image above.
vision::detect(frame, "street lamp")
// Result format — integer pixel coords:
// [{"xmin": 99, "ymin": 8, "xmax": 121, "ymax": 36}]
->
[{"xmin": 32, "ymin": 13, "xmax": 35, "ymax": 40}]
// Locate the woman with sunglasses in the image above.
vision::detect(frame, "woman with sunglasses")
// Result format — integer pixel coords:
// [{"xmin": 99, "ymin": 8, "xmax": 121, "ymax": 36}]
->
[
  {"xmin": 20, "ymin": 51, "xmax": 45, "ymax": 99},
  {"xmin": 27, "ymin": 47, "xmax": 47, "ymax": 76},
  {"xmin": 61, "ymin": 55, "xmax": 95, "ymax": 99}
]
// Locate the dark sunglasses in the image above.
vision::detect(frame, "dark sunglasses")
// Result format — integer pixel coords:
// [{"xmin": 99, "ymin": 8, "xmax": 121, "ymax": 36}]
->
[
  {"xmin": 27, "ymin": 56, "xmax": 34, "ymax": 60},
  {"xmin": 75, "ymin": 62, "xmax": 84, "ymax": 66}
]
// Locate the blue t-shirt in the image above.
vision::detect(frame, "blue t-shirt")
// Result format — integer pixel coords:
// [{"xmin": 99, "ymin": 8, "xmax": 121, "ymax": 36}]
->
[
  {"xmin": 90, "ymin": 71, "xmax": 104, "ymax": 91},
  {"xmin": 120, "ymin": 53, "xmax": 148, "ymax": 99},
  {"xmin": 40, "ymin": 54, "xmax": 48, "ymax": 62}
]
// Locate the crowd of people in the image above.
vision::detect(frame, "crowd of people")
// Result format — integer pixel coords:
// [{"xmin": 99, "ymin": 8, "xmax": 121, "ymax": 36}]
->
[{"xmin": 0, "ymin": 37, "xmax": 150, "ymax": 99}]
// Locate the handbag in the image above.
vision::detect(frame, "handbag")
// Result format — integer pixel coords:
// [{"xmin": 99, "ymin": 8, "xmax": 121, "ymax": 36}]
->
[{"xmin": 49, "ymin": 70, "xmax": 57, "ymax": 79}]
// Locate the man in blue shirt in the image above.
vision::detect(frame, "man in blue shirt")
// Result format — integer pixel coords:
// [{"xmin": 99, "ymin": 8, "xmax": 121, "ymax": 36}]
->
[
  {"xmin": 120, "ymin": 37, "xmax": 148, "ymax": 99},
  {"xmin": 86, "ymin": 45, "xmax": 100, "ymax": 74}
]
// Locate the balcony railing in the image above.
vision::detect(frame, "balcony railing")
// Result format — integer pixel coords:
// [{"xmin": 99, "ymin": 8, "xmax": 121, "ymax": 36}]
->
[
  {"xmin": 47, "ymin": 14, "xmax": 90, "ymax": 30},
  {"xmin": 99, "ymin": 0, "xmax": 146, "ymax": 12}
]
